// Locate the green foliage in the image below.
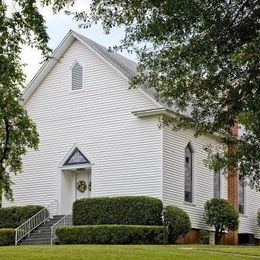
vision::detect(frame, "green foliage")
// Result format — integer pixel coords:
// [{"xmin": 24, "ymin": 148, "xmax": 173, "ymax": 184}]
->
[
  {"xmin": 204, "ymin": 198, "xmax": 239, "ymax": 244},
  {"xmin": 164, "ymin": 206, "xmax": 191, "ymax": 244},
  {"xmin": 0, "ymin": 95, "xmax": 39, "ymax": 201},
  {"xmin": 0, "ymin": 0, "xmax": 51, "ymax": 201},
  {"xmin": 73, "ymin": 196, "xmax": 163, "ymax": 226},
  {"xmin": 0, "ymin": 229, "xmax": 15, "ymax": 246},
  {"xmin": 56, "ymin": 225, "xmax": 165, "ymax": 245},
  {"xmin": 0, "ymin": 205, "xmax": 44, "ymax": 228},
  {"xmin": 51, "ymin": 0, "xmax": 260, "ymax": 188},
  {"xmin": 200, "ymin": 230, "xmax": 210, "ymax": 245}
]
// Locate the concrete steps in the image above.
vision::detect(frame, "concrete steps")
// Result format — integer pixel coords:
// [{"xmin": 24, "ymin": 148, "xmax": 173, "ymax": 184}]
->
[{"xmin": 20, "ymin": 215, "xmax": 65, "ymax": 245}]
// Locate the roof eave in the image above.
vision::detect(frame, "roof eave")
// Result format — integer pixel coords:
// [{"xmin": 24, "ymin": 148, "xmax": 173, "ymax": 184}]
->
[{"xmin": 132, "ymin": 108, "xmax": 177, "ymax": 118}]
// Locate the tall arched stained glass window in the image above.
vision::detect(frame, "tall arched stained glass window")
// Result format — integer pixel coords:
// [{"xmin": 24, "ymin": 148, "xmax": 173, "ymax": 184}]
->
[
  {"xmin": 184, "ymin": 143, "xmax": 193, "ymax": 203},
  {"xmin": 214, "ymin": 170, "xmax": 221, "ymax": 198},
  {"xmin": 239, "ymin": 174, "xmax": 245, "ymax": 214}
]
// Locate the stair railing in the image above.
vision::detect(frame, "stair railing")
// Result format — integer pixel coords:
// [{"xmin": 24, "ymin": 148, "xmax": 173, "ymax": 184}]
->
[
  {"xmin": 14, "ymin": 200, "xmax": 58, "ymax": 245},
  {"xmin": 50, "ymin": 213, "xmax": 72, "ymax": 245},
  {"xmin": 15, "ymin": 207, "xmax": 49, "ymax": 245}
]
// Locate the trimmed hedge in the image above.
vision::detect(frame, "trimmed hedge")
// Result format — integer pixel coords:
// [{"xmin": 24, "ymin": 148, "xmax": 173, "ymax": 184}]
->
[
  {"xmin": 56, "ymin": 225, "xmax": 165, "ymax": 244},
  {"xmin": 164, "ymin": 205, "xmax": 191, "ymax": 244},
  {"xmin": 73, "ymin": 196, "xmax": 163, "ymax": 226},
  {"xmin": 0, "ymin": 229, "xmax": 15, "ymax": 246},
  {"xmin": 0, "ymin": 205, "xmax": 44, "ymax": 228}
]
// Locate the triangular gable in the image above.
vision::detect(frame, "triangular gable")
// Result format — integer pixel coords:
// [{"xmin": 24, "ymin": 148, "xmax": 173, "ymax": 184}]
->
[
  {"xmin": 64, "ymin": 147, "xmax": 90, "ymax": 166},
  {"xmin": 22, "ymin": 30, "xmax": 162, "ymax": 109}
]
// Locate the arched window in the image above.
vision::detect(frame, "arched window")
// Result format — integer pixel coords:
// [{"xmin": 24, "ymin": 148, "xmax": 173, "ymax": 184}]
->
[
  {"xmin": 71, "ymin": 62, "xmax": 83, "ymax": 90},
  {"xmin": 184, "ymin": 143, "xmax": 193, "ymax": 203},
  {"xmin": 214, "ymin": 170, "xmax": 221, "ymax": 198},
  {"xmin": 239, "ymin": 174, "xmax": 245, "ymax": 214}
]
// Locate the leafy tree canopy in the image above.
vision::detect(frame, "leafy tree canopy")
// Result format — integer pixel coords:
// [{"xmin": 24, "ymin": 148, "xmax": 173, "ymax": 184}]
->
[
  {"xmin": 50, "ymin": 0, "xmax": 260, "ymax": 188},
  {"xmin": 0, "ymin": 0, "xmax": 50, "ymax": 201}
]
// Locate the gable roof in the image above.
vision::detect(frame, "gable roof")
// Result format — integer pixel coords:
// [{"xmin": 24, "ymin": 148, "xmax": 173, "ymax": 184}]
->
[
  {"xmin": 23, "ymin": 30, "xmax": 160, "ymax": 106},
  {"xmin": 22, "ymin": 30, "xmax": 194, "ymax": 120},
  {"xmin": 74, "ymin": 31, "xmax": 161, "ymax": 106},
  {"xmin": 73, "ymin": 31, "xmax": 137, "ymax": 79}
]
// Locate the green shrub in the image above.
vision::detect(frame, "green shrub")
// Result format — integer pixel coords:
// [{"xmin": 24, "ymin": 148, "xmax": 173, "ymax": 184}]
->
[
  {"xmin": 164, "ymin": 205, "xmax": 191, "ymax": 244},
  {"xmin": 73, "ymin": 196, "xmax": 163, "ymax": 226},
  {"xmin": 200, "ymin": 230, "xmax": 210, "ymax": 244},
  {"xmin": 204, "ymin": 198, "xmax": 239, "ymax": 245},
  {"xmin": 0, "ymin": 229, "xmax": 15, "ymax": 246},
  {"xmin": 56, "ymin": 225, "xmax": 165, "ymax": 244},
  {"xmin": 0, "ymin": 205, "xmax": 44, "ymax": 228}
]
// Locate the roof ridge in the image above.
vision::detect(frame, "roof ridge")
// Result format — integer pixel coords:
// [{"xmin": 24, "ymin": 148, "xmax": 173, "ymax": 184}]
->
[
  {"xmin": 23, "ymin": 30, "xmax": 162, "ymax": 109},
  {"xmin": 71, "ymin": 30, "xmax": 137, "ymax": 64},
  {"xmin": 72, "ymin": 31, "xmax": 137, "ymax": 79}
]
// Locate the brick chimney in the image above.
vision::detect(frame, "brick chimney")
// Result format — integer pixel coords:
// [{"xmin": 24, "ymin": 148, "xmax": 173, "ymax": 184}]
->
[{"xmin": 227, "ymin": 123, "xmax": 239, "ymax": 245}]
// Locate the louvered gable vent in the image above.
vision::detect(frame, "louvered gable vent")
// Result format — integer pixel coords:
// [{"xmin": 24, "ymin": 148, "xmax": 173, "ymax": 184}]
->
[{"xmin": 71, "ymin": 62, "xmax": 83, "ymax": 90}]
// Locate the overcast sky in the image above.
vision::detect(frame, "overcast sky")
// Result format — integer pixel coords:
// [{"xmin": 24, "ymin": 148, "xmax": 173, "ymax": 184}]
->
[{"xmin": 21, "ymin": 0, "xmax": 136, "ymax": 83}]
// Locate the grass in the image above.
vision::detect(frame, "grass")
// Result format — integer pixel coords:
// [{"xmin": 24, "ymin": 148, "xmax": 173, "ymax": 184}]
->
[
  {"xmin": 0, "ymin": 245, "xmax": 260, "ymax": 260},
  {"xmin": 196, "ymin": 245, "xmax": 260, "ymax": 256}
]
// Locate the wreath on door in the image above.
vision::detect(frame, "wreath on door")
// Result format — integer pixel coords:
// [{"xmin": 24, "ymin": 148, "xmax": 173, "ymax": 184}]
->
[{"xmin": 77, "ymin": 180, "xmax": 87, "ymax": 193}]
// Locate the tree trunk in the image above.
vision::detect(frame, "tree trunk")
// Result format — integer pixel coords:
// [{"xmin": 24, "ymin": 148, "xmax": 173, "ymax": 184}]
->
[
  {"xmin": 215, "ymin": 230, "xmax": 222, "ymax": 245},
  {"xmin": 0, "ymin": 181, "xmax": 2, "ymax": 208}
]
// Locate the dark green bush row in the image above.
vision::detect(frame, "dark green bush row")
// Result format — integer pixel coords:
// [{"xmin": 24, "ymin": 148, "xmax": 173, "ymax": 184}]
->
[
  {"xmin": 0, "ymin": 205, "xmax": 44, "ymax": 228},
  {"xmin": 56, "ymin": 225, "xmax": 165, "ymax": 245},
  {"xmin": 0, "ymin": 229, "xmax": 15, "ymax": 246},
  {"xmin": 73, "ymin": 196, "xmax": 163, "ymax": 226}
]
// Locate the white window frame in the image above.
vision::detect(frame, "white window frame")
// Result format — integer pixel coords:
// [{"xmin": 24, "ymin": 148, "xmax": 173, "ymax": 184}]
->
[
  {"xmin": 184, "ymin": 141, "xmax": 195, "ymax": 205},
  {"xmin": 213, "ymin": 170, "xmax": 222, "ymax": 198},
  {"xmin": 69, "ymin": 60, "xmax": 85, "ymax": 92},
  {"xmin": 59, "ymin": 143, "xmax": 94, "ymax": 169},
  {"xmin": 238, "ymin": 173, "xmax": 246, "ymax": 215}
]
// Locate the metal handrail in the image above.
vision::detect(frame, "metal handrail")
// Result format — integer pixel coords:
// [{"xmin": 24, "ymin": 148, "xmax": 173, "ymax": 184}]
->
[
  {"xmin": 14, "ymin": 200, "xmax": 58, "ymax": 245},
  {"xmin": 51, "ymin": 213, "xmax": 72, "ymax": 245},
  {"xmin": 15, "ymin": 207, "xmax": 49, "ymax": 245}
]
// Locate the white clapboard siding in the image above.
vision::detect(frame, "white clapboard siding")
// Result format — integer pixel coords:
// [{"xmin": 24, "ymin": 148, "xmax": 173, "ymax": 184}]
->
[
  {"xmin": 162, "ymin": 126, "xmax": 224, "ymax": 230},
  {"xmin": 239, "ymin": 186, "xmax": 260, "ymax": 238},
  {"xmin": 3, "ymin": 39, "xmax": 162, "ymax": 209},
  {"xmin": 162, "ymin": 125, "xmax": 260, "ymax": 237}
]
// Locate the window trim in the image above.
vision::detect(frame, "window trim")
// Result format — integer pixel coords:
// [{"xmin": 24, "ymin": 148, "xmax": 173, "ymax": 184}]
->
[
  {"xmin": 59, "ymin": 143, "xmax": 94, "ymax": 169},
  {"xmin": 238, "ymin": 174, "xmax": 246, "ymax": 215},
  {"xmin": 213, "ymin": 170, "xmax": 222, "ymax": 198},
  {"xmin": 69, "ymin": 60, "xmax": 85, "ymax": 92},
  {"xmin": 184, "ymin": 142, "xmax": 195, "ymax": 204},
  {"xmin": 64, "ymin": 147, "xmax": 90, "ymax": 166}
]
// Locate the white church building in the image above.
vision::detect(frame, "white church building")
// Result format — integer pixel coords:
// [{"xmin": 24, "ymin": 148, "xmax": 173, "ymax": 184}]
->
[{"xmin": 3, "ymin": 30, "xmax": 260, "ymax": 243}]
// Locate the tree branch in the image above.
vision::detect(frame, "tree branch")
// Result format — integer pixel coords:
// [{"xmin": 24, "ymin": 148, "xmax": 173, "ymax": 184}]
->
[{"xmin": 0, "ymin": 117, "xmax": 10, "ymax": 169}]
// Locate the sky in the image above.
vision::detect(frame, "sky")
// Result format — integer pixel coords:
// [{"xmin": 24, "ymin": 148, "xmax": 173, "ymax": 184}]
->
[{"xmin": 20, "ymin": 0, "xmax": 136, "ymax": 83}]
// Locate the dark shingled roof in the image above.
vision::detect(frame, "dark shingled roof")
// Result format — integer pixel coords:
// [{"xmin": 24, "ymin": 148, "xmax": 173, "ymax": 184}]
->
[
  {"xmin": 73, "ymin": 31, "xmax": 137, "ymax": 79},
  {"xmin": 73, "ymin": 31, "xmax": 164, "ymax": 106}
]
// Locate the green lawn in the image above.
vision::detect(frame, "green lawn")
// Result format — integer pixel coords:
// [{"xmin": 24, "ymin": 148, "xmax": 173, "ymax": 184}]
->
[{"xmin": 0, "ymin": 245, "xmax": 260, "ymax": 259}]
